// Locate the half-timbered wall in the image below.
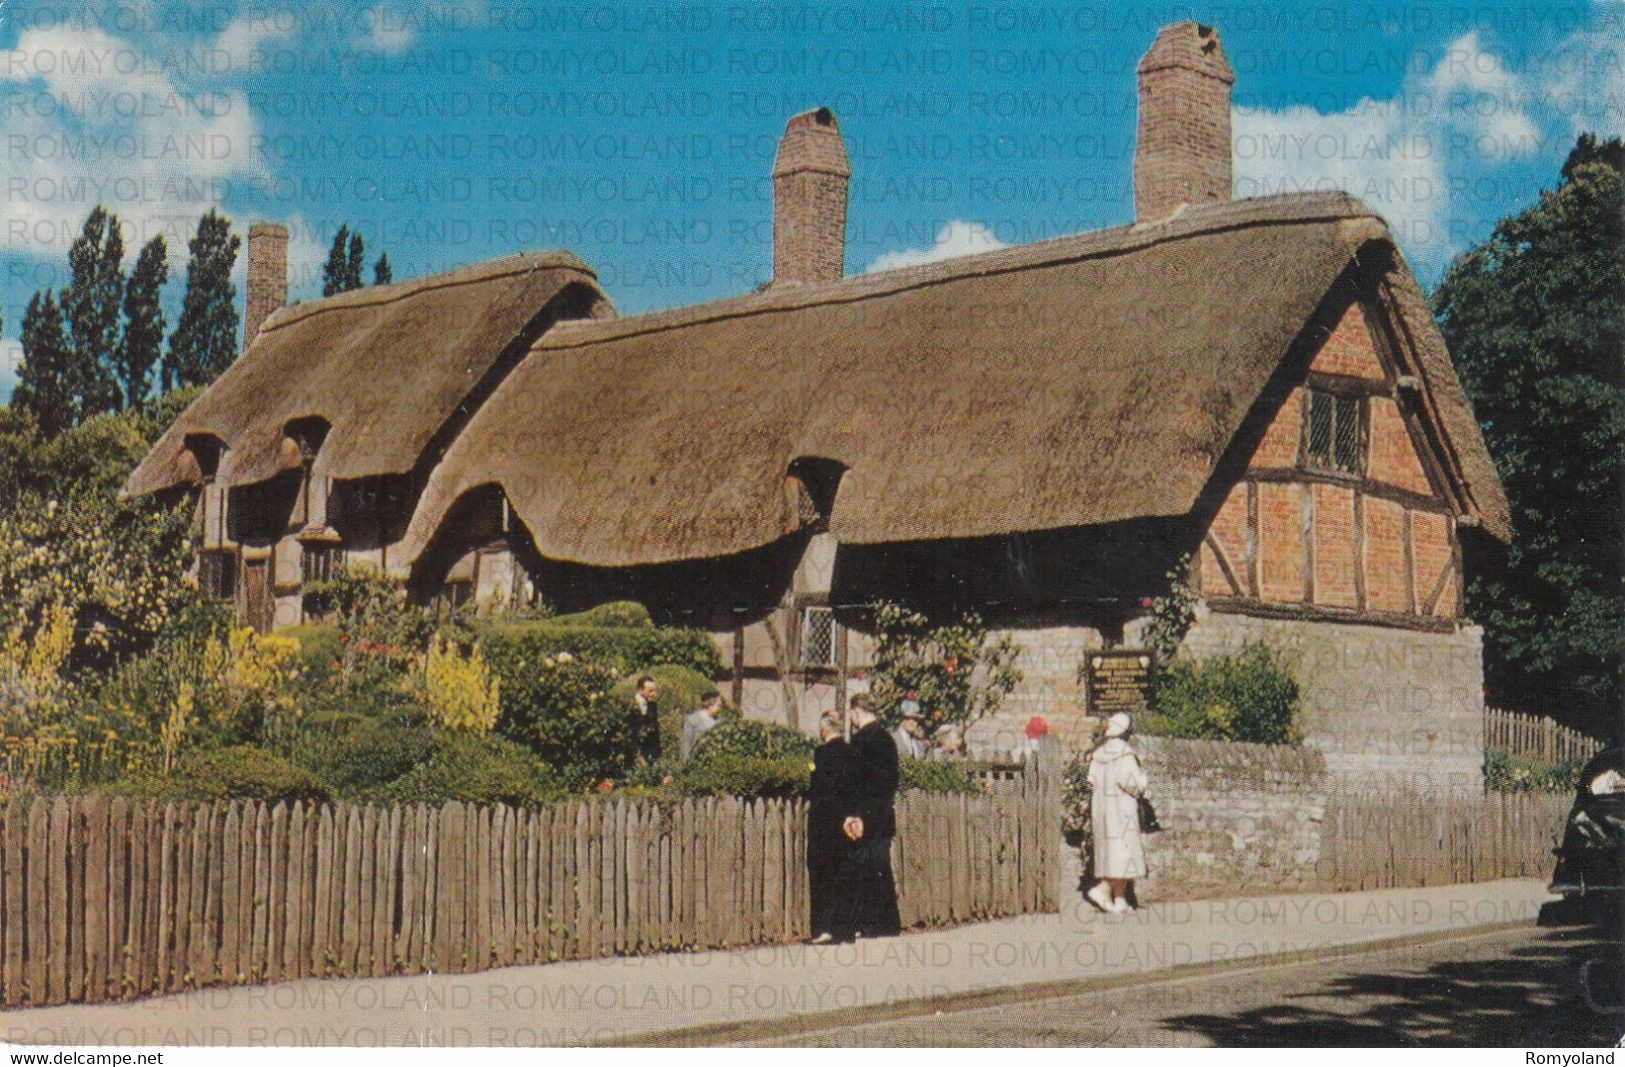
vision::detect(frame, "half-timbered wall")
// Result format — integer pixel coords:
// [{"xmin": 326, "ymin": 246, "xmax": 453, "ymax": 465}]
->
[{"xmin": 1197, "ymin": 300, "xmax": 1462, "ymax": 627}]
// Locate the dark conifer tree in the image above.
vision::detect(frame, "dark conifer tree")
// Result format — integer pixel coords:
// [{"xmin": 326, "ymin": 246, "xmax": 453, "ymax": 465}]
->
[
  {"xmin": 117, "ymin": 235, "xmax": 168, "ymax": 409},
  {"xmin": 14, "ymin": 291, "xmax": 74, "ymax": 436},
  {"xmin": 164, "ymin": 209, "xmax": 241, "ymax": 390},
  {"xmin": 373, "ymin": 252, "xmax": 392, "ymax": 286},
  {"xmin": 345, "ymin": 230, "xmax": 365, "ymax": 291},
  {"xmin": 321, "ymin": 225, "xmax": 351, "ymax": 297},
  {"xmin": 60, "ymin": 206, "xmax": 124, "ymax": 416}
]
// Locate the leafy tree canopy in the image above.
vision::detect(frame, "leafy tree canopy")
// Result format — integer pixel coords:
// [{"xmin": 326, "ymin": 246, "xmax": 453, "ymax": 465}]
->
[{"xmin": 1433, "ymin": 133, "xmax": 1624, "ymax": 736}]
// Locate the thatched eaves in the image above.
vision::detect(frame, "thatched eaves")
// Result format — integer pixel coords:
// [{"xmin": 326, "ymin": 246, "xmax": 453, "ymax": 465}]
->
[
  {"xmin": 123, "ymin": 252, "xmax": 606, "ymax": 497},
  {"xmin": 401, "ymin": 193, "xmax": 1509, "ymax": 570}
]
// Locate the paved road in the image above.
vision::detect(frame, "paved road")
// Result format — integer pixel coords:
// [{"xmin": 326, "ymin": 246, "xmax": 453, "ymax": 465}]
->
[{"xmin": 724, "ymin": 924, "xmax": 1624, "ymax": 1047}]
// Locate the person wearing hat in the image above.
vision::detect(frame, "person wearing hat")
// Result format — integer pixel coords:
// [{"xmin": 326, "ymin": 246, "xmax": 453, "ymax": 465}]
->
[
  {"xmin": 1020, "ymin": 714, "xmax": 1049, "ymax": 761},
  {"xmin": 1085, "ymin": 712, "xmax": 1149, "ymax": 914},
  {"xmin": 892, "ymin": 698, "xmax": 927, "ymax": 760}
]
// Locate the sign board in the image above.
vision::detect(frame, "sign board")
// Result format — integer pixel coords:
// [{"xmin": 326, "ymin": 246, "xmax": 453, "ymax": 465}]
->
[{"xmin": 1084, "ymin": 650, "xmax": 1155, "ymax": 715}]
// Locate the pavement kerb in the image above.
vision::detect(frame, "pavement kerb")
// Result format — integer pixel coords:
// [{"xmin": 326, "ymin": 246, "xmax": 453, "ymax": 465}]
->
[{"xmin": 600, "ymin": 921, "xmax": 1534, "ymax": 1046}]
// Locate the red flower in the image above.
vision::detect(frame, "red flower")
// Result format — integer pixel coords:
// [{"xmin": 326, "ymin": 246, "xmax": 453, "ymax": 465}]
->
[
  {"xmin": 905, "ymin": 690, "xmax": 917, "ymax": 700},
  {"xmin": 596, "ymin": 780, "xmax": 613, "ymax": 793},
  {"xmin": 338, "ymin": 633, "xmax": 350, "ymax": 645},
  {"xmin": 1140, "ymin": 597, "xmax": 1154, "ymax": 609},
  {"xmin": 943, "ymin": 657, "xmax": 958, "ymax": 674}
]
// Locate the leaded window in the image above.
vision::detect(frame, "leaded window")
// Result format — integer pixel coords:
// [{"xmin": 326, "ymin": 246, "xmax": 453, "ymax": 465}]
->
[{"xmin": 1304, "ymin": 389, "xmax": 1364, "ymax": 476}]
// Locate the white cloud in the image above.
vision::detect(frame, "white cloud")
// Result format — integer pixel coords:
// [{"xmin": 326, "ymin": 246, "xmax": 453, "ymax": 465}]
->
[
  {"xmin": 866, "ymin": 220, "xmax": 1010, "ymax": 274},
  {"xmin": 1232, "ymin": 32, "xmax": 1545, "ymax": 275},
  {"xmin": 364, "ymin": 12, "xmax": 418, "ymax": 55},
  {"xmin": 1, "ymin": 26, "xmax": 268, "ymax": 269}
]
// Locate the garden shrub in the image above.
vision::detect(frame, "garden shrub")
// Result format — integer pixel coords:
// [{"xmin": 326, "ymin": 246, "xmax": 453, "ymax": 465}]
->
[
  {"xmin": 1144, "ymin": 641, "xmax": 1301, "ymax": 745},
  {"xmin": 898, "ymin": 758, "xmax": 980, "ymax": 795},
  {"xmin": 121, "ymin": 744, "xmax": 331, "ymax": 804},
  {"xmin": 279, "ymin": 715, "xmax": 436, "ymax": 798},
  {"xmin": 679, "ymin": 754, "xmax": 811, "ymax": 798},
  {"xmin": 281, "ymin": 623, "xmax": 343, "ymax": 680},
  {"xmin": 1484, "ymin": 749, "xmax": 1584, "ymax": 793},
  {"xmin": 479, "ymin": 612, "xmax": 721, "ymax": 679},
  {"xmin": 420, "ymin": 636, "xmax": 500, "ymax": 734},
  {"xmin": 303, "ymin": 564, "xmax": 434, "ymax": 669},
  {"xmin": 866, "ymin": 602, "xmax": 1022, "ymax": 730},
  {"xmin": 552, "ymin": 601, "xmax": 651, "ymax": 628},
  {"xmin": 687, "ymin": 719, "xmax": 816, "ymax": 765},
  {"xmin": 488, "ymin": 652, "xmax": 631, "ymax": 789},
  {"xmin": 370, "ymin": 732, "xmax": 562, "ymax": 807}
]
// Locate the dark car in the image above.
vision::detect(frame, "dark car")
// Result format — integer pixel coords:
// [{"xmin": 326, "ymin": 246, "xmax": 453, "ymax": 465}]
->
[{"xmin": 1549, "ymin": 747, "xmax": 1625, "ymax": 899}]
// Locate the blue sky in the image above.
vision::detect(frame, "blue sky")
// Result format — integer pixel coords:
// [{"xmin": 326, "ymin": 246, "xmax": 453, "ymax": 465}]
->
[{"xmin": 1, "ymin": 0, "xmax": 1621, "ymax": 397}]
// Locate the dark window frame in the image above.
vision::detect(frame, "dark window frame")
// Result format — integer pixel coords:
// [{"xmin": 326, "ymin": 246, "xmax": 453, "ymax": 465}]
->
[
  {"xmin": 1300, "ymin": 386, "xmax": 1367, "ymax": 478},
  {"xmin": 198, "ymin": 549, "xmax": 238, "ymax": 602}
]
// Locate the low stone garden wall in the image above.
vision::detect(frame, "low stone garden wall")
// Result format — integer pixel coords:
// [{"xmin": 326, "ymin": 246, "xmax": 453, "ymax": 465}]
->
[{"xmin": 1132, "ymin": 736, "xmax": 1329, "ymax": 900}]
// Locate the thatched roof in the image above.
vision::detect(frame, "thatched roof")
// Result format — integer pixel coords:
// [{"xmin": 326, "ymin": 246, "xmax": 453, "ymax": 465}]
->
[
  {"xmin": 401, "ymin": 192, "xmax": 1509, "ymax": 569},
  {"xmin": 124, "ymin": 252, "xmax": 605, "ymax": 496}
]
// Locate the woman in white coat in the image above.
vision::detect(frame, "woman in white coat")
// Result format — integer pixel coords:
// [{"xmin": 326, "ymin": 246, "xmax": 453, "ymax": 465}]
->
[{"xmin": 1086, "ymin": 712, "xmax": 1148, "ymax": 914}]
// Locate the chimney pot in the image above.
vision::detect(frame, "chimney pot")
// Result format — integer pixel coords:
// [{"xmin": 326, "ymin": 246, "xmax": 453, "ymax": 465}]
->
[
  {"xmin": 1134, "ymin": 21, "xmax": 1235, "ymax": 222},
  {"xmin": 771, "ymin": 108, "xmax": 850, "ymax": 285},
  {"xmin": 244, "ymin": 222, "xmax": 288, "ymax": 353}
]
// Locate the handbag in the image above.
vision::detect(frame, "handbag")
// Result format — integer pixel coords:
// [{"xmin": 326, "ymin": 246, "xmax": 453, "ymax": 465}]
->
[{"xmin": 1136, "ymin": 795, "xmax": 1163, "ymax": 833}]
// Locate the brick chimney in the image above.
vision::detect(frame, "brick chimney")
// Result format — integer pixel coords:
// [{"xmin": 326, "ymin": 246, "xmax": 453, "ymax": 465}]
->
[
  {"xmin": 771, "ymin": 108, "xmax": 850, "ymax": 285},
  {"xmin": 243, "ymin": 221, "xmax": 288, "ymax": 353},
  {"xmin": 1134, "ymin": 22, "xmax": 1235, "ymax": 222}
]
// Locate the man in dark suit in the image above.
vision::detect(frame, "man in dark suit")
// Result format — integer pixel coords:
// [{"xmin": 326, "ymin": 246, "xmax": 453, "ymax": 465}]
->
[
  {"xmin": 841, "ymin": 693, "xmax": 902, "ymax": 938},
  {"xmin": 631, "ymin": 675, "xmax": 661, "ymax": 766},
  {"xmin": 806, "ymin": 715, "xmax": 855, "ymax": 943}
]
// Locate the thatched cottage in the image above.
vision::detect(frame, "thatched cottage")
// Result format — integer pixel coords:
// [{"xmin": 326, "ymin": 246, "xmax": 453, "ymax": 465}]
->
[{"xmin": 126, "ymin": 23, "xmax": 1508, "ymax": 792}]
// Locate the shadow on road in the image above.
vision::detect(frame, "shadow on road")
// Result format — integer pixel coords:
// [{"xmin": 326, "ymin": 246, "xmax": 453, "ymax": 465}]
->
[{"xmin": 1164, "ymin": 924, "xmax": 1624, "ymax": 1046}]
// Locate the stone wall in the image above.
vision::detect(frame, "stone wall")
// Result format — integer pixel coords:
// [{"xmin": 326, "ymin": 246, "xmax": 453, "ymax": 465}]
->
[
  {"xmin": 1178, "ymin": 607, "xmax": 1485, "ymax": 795},
  {"xmin": 1129, "ymin": 736, "xmax": 1329, "ymax": 900}
]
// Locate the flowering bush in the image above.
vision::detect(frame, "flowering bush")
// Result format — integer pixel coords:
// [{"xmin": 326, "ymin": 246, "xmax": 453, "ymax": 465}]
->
[
  {"xmin": 421, "ymin": 636, "xmax": 500, "ymax": 734},
  {"xmin": 492, "ymin": 651, "xmax": 630, "ymax": 788},
  {"xmin": 866, "ymin": 602, "xmax": 1022, "ymax": 729}
]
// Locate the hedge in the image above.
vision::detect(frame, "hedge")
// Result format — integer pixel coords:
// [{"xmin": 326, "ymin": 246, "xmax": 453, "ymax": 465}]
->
[
  {"xmin": 478, "ymin": 616, "xmax": 721, "ymax": 678},
  {"xmin": 117, "ymin": 745, "xmax": 332, "ymax": 804}
]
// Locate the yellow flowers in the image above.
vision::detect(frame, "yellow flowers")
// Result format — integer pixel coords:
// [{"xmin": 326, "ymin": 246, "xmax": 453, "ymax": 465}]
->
[
  {"xmin": 0, "ymin": 599, "xmax": 75, "ymax": 720},
  {"xmin": 421, "ymin": 636, "xmax": 501, "ymax": 735},
  {"xmin": 161, "ymin": 682, "xmax": 194, "ymax": 774}
]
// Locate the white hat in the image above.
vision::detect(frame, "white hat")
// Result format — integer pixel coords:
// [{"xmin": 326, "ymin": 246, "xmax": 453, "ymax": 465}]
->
[
  {"xmin": 899, "ymin": 699, "xmax": 922, "ymax": 719},
  {"xmin": 1104, "ymin": 712, "xmax": 1132, "ymax": 738}
]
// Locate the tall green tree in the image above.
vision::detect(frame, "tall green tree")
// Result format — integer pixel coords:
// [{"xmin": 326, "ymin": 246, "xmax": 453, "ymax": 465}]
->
[
  {"xmin": 13, "ymin": 292, "xmax": 74, "ymax": 437},
  {"xmin": 1433, "ymin": 133, "xmax": 1625, "ymax": 737},
  {"xmin": 345, "ymin": 230, "xmax": 365, "ymax": 291},
  {"xmin": 321, "ymin": 225, "xmax": 351, "ymax": 296},
  {"xmin": 117, "ymin": 235, "xmax": 168, "ymax": 409},
  {"xmin": 373, "ymin": 252, "xmax": 392, "ymax": 286},
  {"xmin": 164, "ymin": 209, "xmax": 241, "ymax": 390},
  {"xmin": 59, "ymin": 206, "xmax": 124, "ymax": 417}
]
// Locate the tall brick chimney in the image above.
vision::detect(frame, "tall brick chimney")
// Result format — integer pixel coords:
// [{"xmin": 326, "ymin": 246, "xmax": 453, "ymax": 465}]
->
[
  {"xmin": 1134, "ymin": 22, "xmax": 1235, "ymax": 222},
  {"xmin": 771, "ymin": 108, "xmax": 850, "ymax": 285},
  {"xmin": 243, "ymin": 221, "xmax": 288, "ymax": 353}
]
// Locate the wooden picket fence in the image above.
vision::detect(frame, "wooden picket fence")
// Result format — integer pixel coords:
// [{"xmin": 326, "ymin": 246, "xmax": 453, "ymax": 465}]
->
[
  {"xmin": 1483, "ymin": 707, "xmax": 1604, "ymax": 765},
  {"xmin": 1322, "ymin": 790, "xmax": 1571, "ymax": 891},
  {"xmin": 0, "ymin": 759, "xmax": 1059, "ymax": 1008}
]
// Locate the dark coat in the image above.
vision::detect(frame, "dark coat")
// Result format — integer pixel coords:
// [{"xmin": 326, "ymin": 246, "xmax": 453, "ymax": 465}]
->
[
  {"xmin": 632, "ymin": 696, "xmax": 660, "ymax": 763},
  {"xmin": 842, "ymin": 721, "xmax": 901, "ymax": 937},
  {"xmin": 847, "ymin": 721, "xmax": 900, "ymax": 840},
  {"xmin": 807, "ymin": 739, "xmax": 856, "ymax": 937}
]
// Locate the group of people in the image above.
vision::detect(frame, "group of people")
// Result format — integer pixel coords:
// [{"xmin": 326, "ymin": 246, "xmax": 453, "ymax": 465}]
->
[
  {"xmin": 635, "ymin": 671, "xmax": 1151, "ymax": 924},
  {"xmin": 887, "ymin": 699, "xmax": 969, "ymax": 761},
  {"xmin": 627, "ymin": 674, "xmax": 729, "ymax": 765},
  {"xmin": 805, "ymin": 694, "xmax": 903, "ymax": 944}
]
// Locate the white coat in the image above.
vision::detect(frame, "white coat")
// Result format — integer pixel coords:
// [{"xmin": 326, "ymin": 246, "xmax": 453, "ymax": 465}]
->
[{"xmin": 1088, "ymin": 738, "xmax": 1149, "ymax": 879}]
